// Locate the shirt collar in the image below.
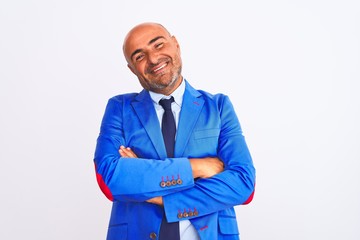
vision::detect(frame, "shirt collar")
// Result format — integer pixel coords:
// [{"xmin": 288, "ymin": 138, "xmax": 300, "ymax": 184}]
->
[{"xmin": 149, "ymin": 79, "xmax": 185, "ymax": 107}]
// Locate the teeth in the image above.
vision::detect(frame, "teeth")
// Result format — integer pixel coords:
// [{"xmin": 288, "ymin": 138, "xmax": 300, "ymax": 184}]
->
[{"xmin": 154, "ymin": 63, "xmax": 167, "ymax": 72}]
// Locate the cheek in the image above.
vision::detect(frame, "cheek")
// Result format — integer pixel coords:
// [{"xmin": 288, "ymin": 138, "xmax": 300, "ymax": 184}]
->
[{"xmin": 132, "ymin": 63, "xmax": 146, "ymax": 76}]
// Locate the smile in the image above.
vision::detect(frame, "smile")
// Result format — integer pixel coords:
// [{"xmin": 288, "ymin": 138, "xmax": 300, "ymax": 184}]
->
[{"xmin": 152, "ymin": 62, "xmax": 168, "ymax": 73}]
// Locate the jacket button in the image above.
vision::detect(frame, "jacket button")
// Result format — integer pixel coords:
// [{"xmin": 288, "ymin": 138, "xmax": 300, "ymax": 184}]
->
[
  {"xmin": 171, "ymin": 179, "xmax": 177, "ymax": 185},
  {"xmin": 166, "ymin": 181, "xmax": 171, "ymax": 187},
  {"xmin": 177, "ymin": 212, "xmax": 183, "ymax": 219},
  {"xmin": 160, "ymin": 181, "xmax": 166, "ymax": 188},
  {"xmin": 177, "ymin": 179, "xmax": 182, "ymax": 185},
  {"xmin": 150, "ymin": 232, "xmax": 157, "ymax": 239}
]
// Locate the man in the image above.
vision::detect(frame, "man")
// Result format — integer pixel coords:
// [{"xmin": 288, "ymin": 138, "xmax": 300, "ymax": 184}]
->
[{"xmin": 94, "ymin": 22, "xmax": 255, "ymax": 240}]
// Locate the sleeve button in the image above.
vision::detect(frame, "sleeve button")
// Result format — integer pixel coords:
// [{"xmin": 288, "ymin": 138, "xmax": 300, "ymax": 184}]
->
[{"xmin": 150, "ymin": 232, "xmax": 157, "ymax": 239}]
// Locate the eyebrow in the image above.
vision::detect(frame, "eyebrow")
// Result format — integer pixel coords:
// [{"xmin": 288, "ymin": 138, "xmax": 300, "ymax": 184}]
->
[{"xmin": 130, "ymin": 36, "xmax": 166, "ymax": 60}]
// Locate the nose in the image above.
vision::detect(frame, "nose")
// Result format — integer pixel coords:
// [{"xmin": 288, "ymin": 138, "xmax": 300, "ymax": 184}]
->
[{"xmin": 147, "ymin": 51, "xmax": 159, "ymax": 64}]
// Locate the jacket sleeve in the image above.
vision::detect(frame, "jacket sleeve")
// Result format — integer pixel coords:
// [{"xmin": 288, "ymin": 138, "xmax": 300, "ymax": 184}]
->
[
  {"xmin": 163, "ymin": 95, "xmax": 256, "ymax": 222},
  {"xmin": 94, "ymin": 97, "xmax": 194, "ymax": 202}
]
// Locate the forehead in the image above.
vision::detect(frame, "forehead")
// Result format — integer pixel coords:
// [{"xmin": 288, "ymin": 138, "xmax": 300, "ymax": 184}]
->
[{"xmin": 123, "ymin": 25, "xmax": 170, "ymax": 56}]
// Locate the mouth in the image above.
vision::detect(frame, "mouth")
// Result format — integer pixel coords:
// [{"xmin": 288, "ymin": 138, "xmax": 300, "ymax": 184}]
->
[{"xmin": 151, "ymin": 62, "xmax": 168, "ymax": 74}]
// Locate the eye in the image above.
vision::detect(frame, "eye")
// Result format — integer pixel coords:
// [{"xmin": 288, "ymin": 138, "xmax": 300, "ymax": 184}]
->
[
  {"xmin": 134, "ymin": 54, "xmax": 145, "ymax": 62},
  {"xmin": 155, "ymin": 42, "xmax": 164, "ymax": 49}
]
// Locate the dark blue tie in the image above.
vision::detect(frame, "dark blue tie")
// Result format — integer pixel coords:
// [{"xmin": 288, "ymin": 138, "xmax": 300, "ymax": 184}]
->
[
  {"xmin": 158, "ymin": 96, "xmax": 180, "ymax": 240},
  {"xmin": 159, "ymin": 97, "xmax": 176, "ymax": 158}
]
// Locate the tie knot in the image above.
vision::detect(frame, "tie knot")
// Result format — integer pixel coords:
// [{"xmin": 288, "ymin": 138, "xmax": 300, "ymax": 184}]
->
[{"xmin": 159, "ymin": 96, "xmax": 174, "ymax": 110}]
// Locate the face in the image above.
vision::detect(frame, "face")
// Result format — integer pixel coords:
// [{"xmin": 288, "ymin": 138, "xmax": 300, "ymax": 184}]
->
[{"xmin": 123, "ymin": 23, "xmax": 183, "ymax": 95}]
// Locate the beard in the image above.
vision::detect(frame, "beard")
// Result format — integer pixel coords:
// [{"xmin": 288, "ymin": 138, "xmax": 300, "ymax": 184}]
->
[{"xmin": 140, "ymin": 60, "xmax": 182, "ymax": 93}]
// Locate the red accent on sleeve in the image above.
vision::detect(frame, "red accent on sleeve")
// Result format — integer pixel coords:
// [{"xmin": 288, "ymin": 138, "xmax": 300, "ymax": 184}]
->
[
  {"xmin": 242, "ymin": 185, "xmax": 255, "ymax": 205},
  {"xmin": 94, "ymin": 164, "xmax": 114, "ymax": 201}
]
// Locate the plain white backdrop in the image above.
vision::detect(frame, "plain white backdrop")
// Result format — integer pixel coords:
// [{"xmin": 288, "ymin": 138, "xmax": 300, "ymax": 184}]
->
[{"xmin": 1, "ymin": 1, "xmax": 359, "ymax": 239}]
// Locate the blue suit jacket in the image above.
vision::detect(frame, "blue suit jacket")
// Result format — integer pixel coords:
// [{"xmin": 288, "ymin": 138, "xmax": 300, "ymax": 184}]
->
[{"xmin": 94, "ymin": 80, "xmax": 255, "ymax": 240}]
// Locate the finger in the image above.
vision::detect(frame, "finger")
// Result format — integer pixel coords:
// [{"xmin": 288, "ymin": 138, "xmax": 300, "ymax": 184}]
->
[
  {"xmin": 127, "ymin": 147, "xmax": 138, "ymax": 158},
  {"xmin": 120, "ymin": 146, "xmax": 138, "ymax": 158},
  {"xmin": 119, "ymin": 146, "xmax": 132, "ymax": 157}
]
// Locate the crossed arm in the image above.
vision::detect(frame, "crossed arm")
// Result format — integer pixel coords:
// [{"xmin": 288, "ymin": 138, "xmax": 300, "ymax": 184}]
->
[
  {"xmin": 119, "ymin": 145, "xmax": 224, "ymax": 205},
  {"xmin": 95, "ymin": 95, "xmax": 255, "ymax": 216}
]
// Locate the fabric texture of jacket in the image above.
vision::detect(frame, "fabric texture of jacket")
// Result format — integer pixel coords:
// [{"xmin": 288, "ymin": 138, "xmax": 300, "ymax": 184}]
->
[{"xmin": 94, "ymin": 80, "xmax": 256, "ymax": 240}]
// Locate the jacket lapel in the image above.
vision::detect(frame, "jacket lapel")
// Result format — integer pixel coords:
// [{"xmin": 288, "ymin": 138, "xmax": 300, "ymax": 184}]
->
[
  {"xmin": 131, "ymin": 90, "xmax": 167, "ymax": 159},
  {"xmin": 131, "ymin": 82, "xmax": 204, "ymax": 159},
  {"xmin": 175, "ymin": 82, "xmax": 204, "ymax": 157}
]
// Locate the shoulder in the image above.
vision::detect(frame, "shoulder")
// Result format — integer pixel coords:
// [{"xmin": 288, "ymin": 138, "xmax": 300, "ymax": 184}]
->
[
  {"xmin": 109, "ymin": 92, "xmax": 139, "ymax": 103},
  {"xmin": 184, "ymin": 80, "xmax": 233, "ymax": 110},
  {"xmin": 102, "ymin": 93, "xmax": 140, "ymax": 113},
  {"xmin": 198, "ymin": 90, "xmax": 228, "ymax": 101},
  {"xmin": 185, "ymin": 80, "xmax": 229, "ymax": 102},
  {"xmin": 107, "ymin": 91, "xmax": 150, "ymax": 107}
]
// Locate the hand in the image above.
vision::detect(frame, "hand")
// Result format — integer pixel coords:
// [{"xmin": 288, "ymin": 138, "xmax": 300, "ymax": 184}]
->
[
  {"xmin": 189, "ymin": 157, "xmax": 224, "ymax": 179},
  {"xmin": 119, "ymin": 146, "xmax": 138, "ymax": 158}
]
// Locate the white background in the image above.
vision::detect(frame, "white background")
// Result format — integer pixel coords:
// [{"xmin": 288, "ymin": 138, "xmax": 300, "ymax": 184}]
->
[{"xmin": 1, "ymin": 1, "xmax": 359, "ymax": 239}]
